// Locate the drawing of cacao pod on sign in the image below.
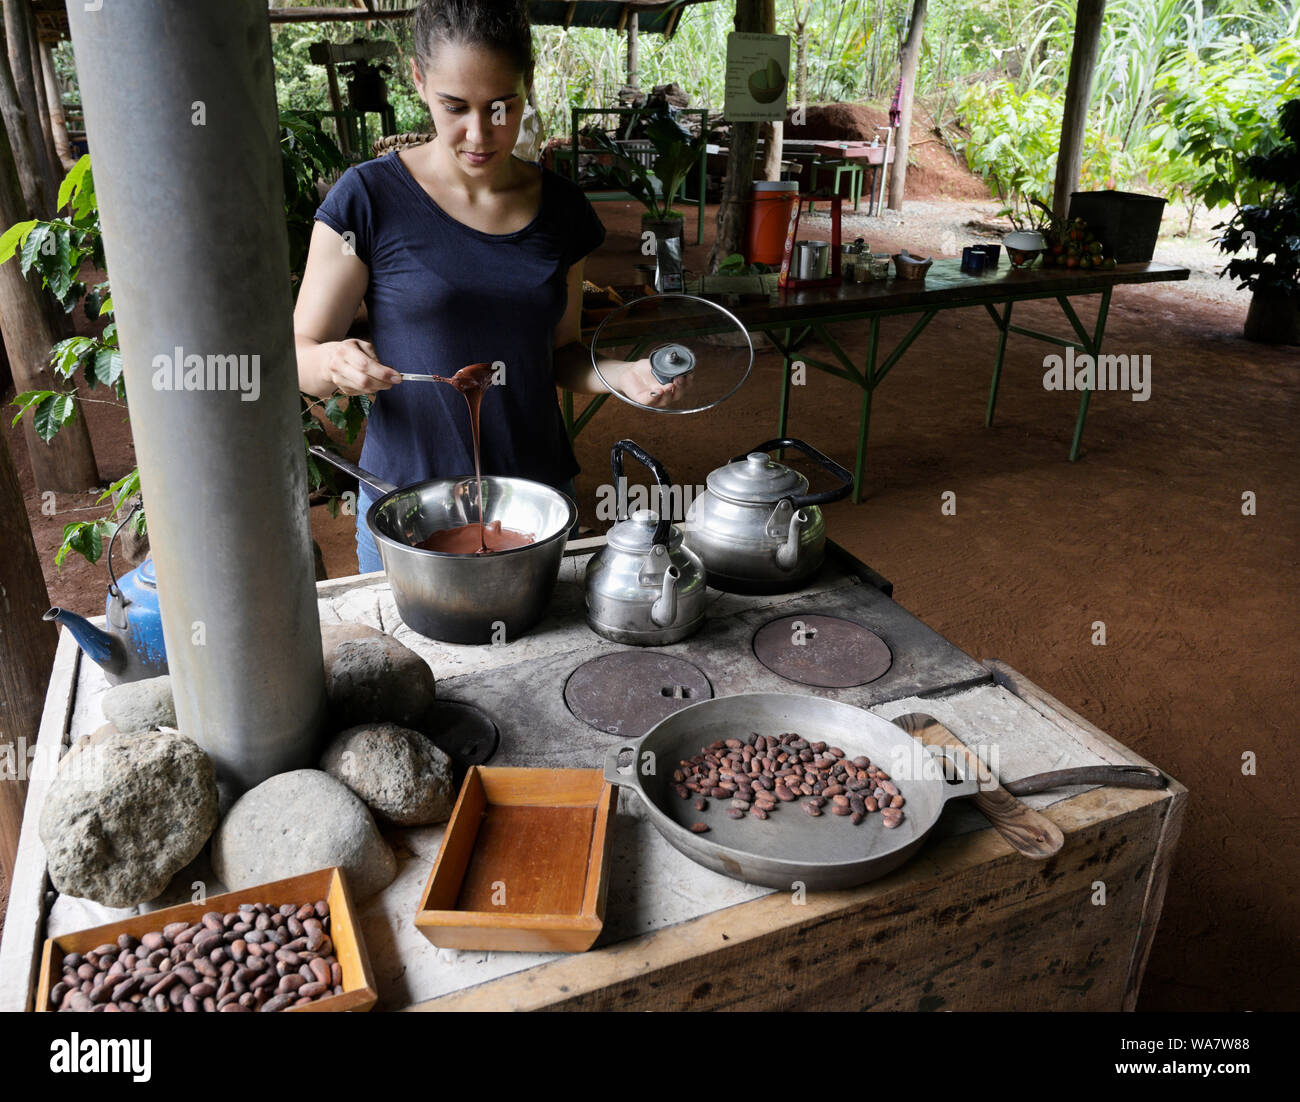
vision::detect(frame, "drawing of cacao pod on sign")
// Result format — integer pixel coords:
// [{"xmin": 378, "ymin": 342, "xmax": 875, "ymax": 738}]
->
[{"xmin": 748, "ymin": 58, "xmax": 787, "ymax": 104}]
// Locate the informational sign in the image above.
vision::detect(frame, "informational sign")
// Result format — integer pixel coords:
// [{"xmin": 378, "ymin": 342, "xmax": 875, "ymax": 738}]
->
[{"xmin": 724, "ymin": 32, "xmax": 791, "ymax": 122}]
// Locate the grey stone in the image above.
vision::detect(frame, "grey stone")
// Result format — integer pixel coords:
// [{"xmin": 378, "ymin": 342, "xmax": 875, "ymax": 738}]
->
[
  {"xmin": 210, "ymin": 769, "xmax": 396, "ymax": 901},
  {"xmin": 39, "ymin": 728, "xmax": 219, "ymax": 908},
  {"xmin": 101, "ymin": 675, "xmax": 176, "ymax": 733},
  {"xmin": 137, "ymin": 851, "xmax": 227, "ymax": 914},
  {"xmin": 321, "ymin": 723, "xmax": 455, "ymax": 826},
  {"xmin": 321, "ymin": 622, "xmax": 436, "ymax": 729}
]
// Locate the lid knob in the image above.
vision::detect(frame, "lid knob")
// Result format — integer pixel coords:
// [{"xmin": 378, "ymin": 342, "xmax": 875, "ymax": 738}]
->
[{"xmin": 632, "ymin": 509, "xmax": 660, "ymax": 527}]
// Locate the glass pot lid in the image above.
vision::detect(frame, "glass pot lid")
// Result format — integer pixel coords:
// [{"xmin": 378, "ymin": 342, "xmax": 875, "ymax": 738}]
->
[{"xmin": 590, "ymin": 293, "xmax": 754, "ymax": 414}]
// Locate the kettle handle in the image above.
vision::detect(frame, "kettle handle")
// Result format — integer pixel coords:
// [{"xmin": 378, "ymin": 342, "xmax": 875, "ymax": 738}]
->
[
  {"xmin": 611, "ymin": 439, "xmax": 673, "ymax": 546},
  {"xmin": 105, "ymin": 499, "xmax": 143, "ymax": 603},
  {"xmin": 735, "ymin": 438, "xmax": 854, "ymax": 510}
]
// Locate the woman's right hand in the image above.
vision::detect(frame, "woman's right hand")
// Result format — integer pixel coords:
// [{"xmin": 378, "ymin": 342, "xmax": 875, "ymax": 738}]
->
[{"xmin": 323, "ymin": 338, "xmax": 402, "ymax": 396}]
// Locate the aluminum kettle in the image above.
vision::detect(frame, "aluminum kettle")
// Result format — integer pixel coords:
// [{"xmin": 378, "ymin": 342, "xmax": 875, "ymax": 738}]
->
[
  {"xmin": 585, "ymin": 440, "xmax": 706, "ymax": 646},
  {"xmin": 684, "ymin": 438, "xmax": 853, "ymax": 594}
]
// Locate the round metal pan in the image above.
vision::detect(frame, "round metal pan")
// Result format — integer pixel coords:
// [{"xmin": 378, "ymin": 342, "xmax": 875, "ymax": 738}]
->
[{"xmin": 602, "ymin": 692, "xmax": 979, "ymax": 891}]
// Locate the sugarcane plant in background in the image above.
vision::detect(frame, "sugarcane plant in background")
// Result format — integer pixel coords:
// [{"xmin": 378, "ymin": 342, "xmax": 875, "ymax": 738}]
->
[{"xmin": 0, "ymin": 112, "xmax": 371, "ymax": 568}]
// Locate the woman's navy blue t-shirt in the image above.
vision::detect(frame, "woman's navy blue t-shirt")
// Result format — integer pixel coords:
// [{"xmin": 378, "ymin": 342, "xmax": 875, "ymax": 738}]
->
[{"xmin": 314, "ymin": 153, "xmax": 605, "ymax": 490}]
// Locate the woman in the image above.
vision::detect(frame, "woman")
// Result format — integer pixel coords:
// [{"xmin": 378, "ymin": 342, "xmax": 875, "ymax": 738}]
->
[{"xmin": 294, "ymin": 0, "xmax": 669, "ymax": 572}]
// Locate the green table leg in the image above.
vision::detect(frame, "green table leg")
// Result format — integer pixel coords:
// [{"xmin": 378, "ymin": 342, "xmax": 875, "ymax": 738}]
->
[
  {"xmin": 853, "ymin": 318, "xmax": 881, "ymax": 504},
  {"xmin": 1066, "ymin": 288, "xmax": 1111, "ymax": 461},
  {"xmin": 777, "ymin": 326, "xmax": 793, "ymax": 441},
  {"xmin": 985, "ymin": 300, "xmax": 1014, "ymax": 427}
]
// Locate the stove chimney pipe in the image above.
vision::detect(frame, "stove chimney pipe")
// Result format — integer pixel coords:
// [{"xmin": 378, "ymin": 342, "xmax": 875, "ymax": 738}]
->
[{"xmin": 66, "ymin": 0, "xmax": 325, "ymax": 789}]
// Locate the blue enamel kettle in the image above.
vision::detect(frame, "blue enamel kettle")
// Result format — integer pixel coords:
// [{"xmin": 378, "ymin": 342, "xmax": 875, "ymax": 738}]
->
[{"xmin": 43, "ymin": 504, "xmax": 168, "ymax": 685}]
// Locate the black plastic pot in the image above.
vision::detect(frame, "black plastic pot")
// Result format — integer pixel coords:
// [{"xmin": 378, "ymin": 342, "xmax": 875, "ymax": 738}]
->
[
  {"xmin": 1068, "ymin": 190, "xmax": 1166, "ymax": 263},
  {"xmin": 1244, "ymin": 289, "xmax": 1300, "ymax": 345}
]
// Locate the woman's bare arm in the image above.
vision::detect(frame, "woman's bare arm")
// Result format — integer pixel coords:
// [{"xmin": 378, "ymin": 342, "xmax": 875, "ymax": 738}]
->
[
  {"xmin": 294, "ymin": 220, "xmax": 401, "ymax": 398},
  {"xmin": 551, "ymin": 262, "xmax": 681, "ymax": 405}
]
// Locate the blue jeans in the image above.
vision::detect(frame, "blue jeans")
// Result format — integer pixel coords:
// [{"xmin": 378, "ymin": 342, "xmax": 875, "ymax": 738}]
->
[{"xmin": 355, "ymin": 477, "xmax": 578, "ymax": 575}]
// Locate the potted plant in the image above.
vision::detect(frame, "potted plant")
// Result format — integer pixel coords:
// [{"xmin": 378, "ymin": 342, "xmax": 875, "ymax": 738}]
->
[
  {"xmin": 1215, "ymin": 98, "xmax": 1300, "ymax": 345},
  {"xmin": 580, "ymin": 104, "xmax": 705, "ymax": 246}
]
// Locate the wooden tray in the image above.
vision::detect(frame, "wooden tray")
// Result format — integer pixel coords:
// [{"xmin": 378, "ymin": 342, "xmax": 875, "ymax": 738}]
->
[
  {"xmin": 415, "ymin": 767, "xmax": 618, "ymax": 953},
  {"xmin": 35, "ymin": 867, "xmax": 377, "ymax": 1013}
]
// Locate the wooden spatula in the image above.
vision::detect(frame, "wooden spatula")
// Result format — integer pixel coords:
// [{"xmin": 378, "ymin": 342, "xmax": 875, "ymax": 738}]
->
[{"xmin": 892, "ymin": 712, "xmax": 1065, "ymax": 859}]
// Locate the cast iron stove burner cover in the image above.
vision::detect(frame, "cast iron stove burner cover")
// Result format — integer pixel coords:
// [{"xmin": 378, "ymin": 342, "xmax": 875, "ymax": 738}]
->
[
  {"xmin": 425, "ymin": 699, "xmax": 500, "ymax": 766},
  {"xmin": 565, "ymin": 651, "xmax": 714, "ymax": 737},
  {"xmin": 752, "ymin": 614, "xmax": 893, "ymax": 688}
]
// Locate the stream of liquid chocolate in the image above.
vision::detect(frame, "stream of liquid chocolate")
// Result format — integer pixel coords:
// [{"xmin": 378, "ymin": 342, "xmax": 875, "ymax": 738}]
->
[{"xmin": 419, "ymin": 362, "xmax": 535, "ymax": 555}]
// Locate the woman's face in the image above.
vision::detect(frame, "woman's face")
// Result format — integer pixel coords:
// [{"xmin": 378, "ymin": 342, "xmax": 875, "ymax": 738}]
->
[{"xmin": 412, "ymin": 41, "xmax": 528, "ymax": 175}]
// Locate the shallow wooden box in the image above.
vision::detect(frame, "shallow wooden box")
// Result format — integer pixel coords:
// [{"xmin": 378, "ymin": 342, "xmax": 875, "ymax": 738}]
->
[
  {"xmin": 415, "ymin": 767, "xmax": 618, "ymax": 953},
  {"xmin": 35, "ymin": 867, "xmax": 377, "ymax": 1013}
]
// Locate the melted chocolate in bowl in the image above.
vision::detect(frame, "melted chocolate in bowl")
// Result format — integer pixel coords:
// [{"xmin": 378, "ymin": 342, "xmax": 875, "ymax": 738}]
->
[
  {"xmin": 417, "ymin": 520, "xmax": 534, "ymax": 554},
  {"xmin": 422, "ymin": 362, "xmax": 536, "ymax": 555}
]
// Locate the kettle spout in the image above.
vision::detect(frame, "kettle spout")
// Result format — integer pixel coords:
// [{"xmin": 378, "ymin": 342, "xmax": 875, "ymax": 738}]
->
[
  {"xmin": 650, "ymin": 565, "xmax": 681, "ymax": 628},
  {"xmin": 775, "ymin": 509, "xmax": 809, "ymax": 571},
  {"xmin": 43, "ymin": 607, "xmax": 128, "ymax": 678}
]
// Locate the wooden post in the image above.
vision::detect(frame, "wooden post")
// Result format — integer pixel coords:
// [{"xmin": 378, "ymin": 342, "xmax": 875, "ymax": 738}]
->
[
  {"xmin": 0, "ymin": 88, "xmax": 100, "ymax": 493},
  {"xmin": 887, "ymin": 0, "xmax": 927, "ymax": 211},
  {"xmin": 1053, "ymin": 0, "xmax": 1106, "ymax": 218},
  {"xmin": 712, "ymin": 0, "xmax": 765, "ymax": 270},
  {"xmin": 3, "ymin": 0, "xmax": 58, "ymax": 213},
  {"xmin": 0, "ymin": 427, "xmax": 57, "ymax": 888},
  {"xmin": 627, "ymin": 11, "xmax": 638, "ymax": 88},
  {"xmin": 323, "ymin": 58, "xmax": 352, "ymax": 159},
  {"xmin": 25, "ymin": 9, "xmax": 62, "ymax": 186},
  {"xmin": 0, "ymin": 36, "xmax": 43, "ymax": 215},
  {"xmin": 758, "ymin": 0, "xmax": 782, "ymax": 181},
  {"xmin": 38, "ymin": 42, "xmax": 74, "ymax": 173}
]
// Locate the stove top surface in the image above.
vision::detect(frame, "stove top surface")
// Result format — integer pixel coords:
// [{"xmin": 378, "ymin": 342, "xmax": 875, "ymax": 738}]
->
[{"xmin": 431, "ymin": 545, "xmax": 991, "ymax": 761}]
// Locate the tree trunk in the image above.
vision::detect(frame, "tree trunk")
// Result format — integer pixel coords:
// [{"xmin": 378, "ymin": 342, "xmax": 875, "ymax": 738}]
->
[
  {"xmin": 711, "ymin": 0, "xmax": 767, "ymax": 271},
  {"xmin": 39, "ymin": 42, "xmax": 75, "ymax": 172},
  {"xmin": 757, "ymin": 0, "xmax": 782, "ymax": 180},
  {"xmin": 0, "ymin": 426, "xmax": 57, "ymax": 887},
  {"xmin": 1052, "ymin": 0, "xmax": 1106, "ymax": 219},
  {"xmin": 0, "ymin": 30, "xmax": 43, "ymax": 215},
  {"xmin": 794, "ymin": 17, "xmax": 808, "ymax": 108},
  {"xmin": 627, "ymin": 12, "xmax": 638, "ymax": 88},
  {"xmin": 26, "ymin": 4, "xmax": 63, "ymax": 187},
  {"xmin": 0, "ymin": 84, "xmax": 100, "ymax": 493},
  {"xmin": 887, "ymin": 0, "xmax": 927, "ymax": 211},
  {"xmin": 4, "ymin": 0, "xmax": 58, "ymax": 213}
]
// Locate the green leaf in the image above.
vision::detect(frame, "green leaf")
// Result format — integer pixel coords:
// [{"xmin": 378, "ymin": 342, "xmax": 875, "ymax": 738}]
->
[
  {"xmin": 97, "ymin": 467, "xmax": 141, "ymax": 507},
  {"xmin": 57, "ymin": 155, "xmax": 92, "ymax": 212},
  {"xmin": 50, "ymin": 336, "xmax": 95, "ymax": 379},
  {"xmin": 9, "ymin": 389, "xmax": 55, "ymax": 427},
  {"xmin": 92, "ymin": 346, "xmax": 123, "ymax": 389},
  {"xmin": 33, "ymin": 393, "xmax": 76, "ymax": 441},
  {"xmin": 56, "ymin": 519, "xmax": 108, "ymax": 570},
  {"xmin": 0, "ymin": 219, "xmax": 36, "ymax": 264},
  {"xmin": 18, "ymin": 222, "xmax": 51, "ymax": 275}
]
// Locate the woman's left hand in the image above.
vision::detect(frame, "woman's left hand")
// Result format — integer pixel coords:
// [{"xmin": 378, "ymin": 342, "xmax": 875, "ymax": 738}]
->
[{"xmin": 607, "ymin": 358, "xmax": 693, "ymax": 408}]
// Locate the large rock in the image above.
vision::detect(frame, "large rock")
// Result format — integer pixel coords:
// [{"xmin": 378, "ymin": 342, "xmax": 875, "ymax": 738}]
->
[
  {"xmin": 321, "ymin": 622, "xmax": 435, "ymax": 729},
  {"xmin": 210, "ymin": 769, "xmax": 396, "ymax": 901},
  {"xmin": 321, "ymin": 723, "xmax": 455, "ymax": 826},
  {"xmin": 39, "ymin": 728, "xmax": 219, "ymax": 908},
  {"xmin": 101, "ymin": 675, "xmax": 176, "ymax": 733}
]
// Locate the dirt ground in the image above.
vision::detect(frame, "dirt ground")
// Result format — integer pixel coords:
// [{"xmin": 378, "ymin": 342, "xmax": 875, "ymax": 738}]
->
[{"xmin": 4, "ymin": 150, "xmax": 1297, "ymax": 1011}]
